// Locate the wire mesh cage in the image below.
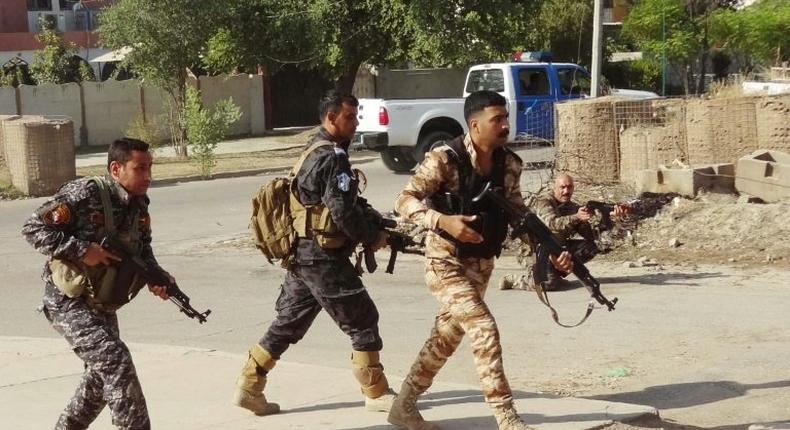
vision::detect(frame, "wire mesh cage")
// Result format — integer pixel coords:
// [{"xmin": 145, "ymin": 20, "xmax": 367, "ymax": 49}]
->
[
  {"xmin": 553, "ymin": 96, "xmax": 620, "ymax": 184},
  {"xmin": 686, "ymin": 96, "xmax": 759, "ymax": 166},
  {"xmin": 614, "ymin": 98, "xmax": 687, "ymax": 185},
  {"xmin": 2, "ymin": 115, "xmax": 76, "ymax": 196}
]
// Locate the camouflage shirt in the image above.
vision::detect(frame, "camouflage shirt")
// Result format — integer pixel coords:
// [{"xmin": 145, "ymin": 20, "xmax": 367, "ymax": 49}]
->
[
  {"xmin": 395, "ymin": 133, "xmax": 532, "ymax": 261},
  {"xmin": 531, "ymin": 191, "xmax": 585, "ymax": 243},
  {"xmin": 21, "ymin": 175, "xmax": 161, "ymax": 285}
]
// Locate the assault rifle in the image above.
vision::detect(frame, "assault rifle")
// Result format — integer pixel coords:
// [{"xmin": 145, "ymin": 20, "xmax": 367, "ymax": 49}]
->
[
  {"xmin": 359, "ymin": 219, "xmax": 424, "ymax": 274},
  {"xmin": 584, "ymin": 200, "xmax": 617, "ymax": 231},
  {"xmin": 100, "ymin": 236, "xmax": 212, "ymax": 324},
  {"xmin": 472, "ymin": 182, "xmax": 617, "ymax": 326}
]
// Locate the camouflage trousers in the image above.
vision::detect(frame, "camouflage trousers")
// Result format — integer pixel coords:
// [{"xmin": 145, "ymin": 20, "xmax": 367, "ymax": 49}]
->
[
  {"xmin": 41, "ymin": 284, "xmax": 149, "ymax": 430},
  {"xmin": 405, "ymin": 257, "xmax": 514, "ymax": 407},
  {"xmin": 260, "ymin": 259, "xmax": 383, "ymax": 359}
]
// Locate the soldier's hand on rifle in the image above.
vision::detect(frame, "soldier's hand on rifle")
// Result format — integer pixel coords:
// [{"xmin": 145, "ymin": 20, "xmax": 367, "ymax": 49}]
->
[
  {"xmin": 371, "ymin": 231, "xmax": 389, "ymax": 252},
  {"xmin": 576, "ymin": 207, "xmax": 592, "ymax": 221},
  {"xmin": 82, "ymin": 242, "xmax": 121, "ymax": 267},
  {"xmin": 438, "ymin": 215, "xmax": 483, "ymax": 244},
  {"xmin": 148, "ymin": 273, "xmax": 174, "ymax": 300},
  {"xmin": 549, "ymin": 251, "xmax": 573, "ymax": 274},
  {"xmin": 612, "ymin": 203, "xmax": 632, "ymax": 218}
]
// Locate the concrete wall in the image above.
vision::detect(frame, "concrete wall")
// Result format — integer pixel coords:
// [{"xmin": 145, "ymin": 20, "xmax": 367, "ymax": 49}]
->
[
  {"xmin": 198, "ymin": 74, "xmax": 265, "ymax": 136},
  {"xmin": 352, "ymin": 66, "xmax": 376, "ymax": 99},
  {"xmin": 82, "ymin": 80, "xmax": 140, "ymax": 147},
  {"xmin": 18, "ymin": 83, "xmax": 82, "ymax": 145},
  {"xmin": 141, "ymin": 84, "xmax": 172, "ymax": 141},
  {"xmin": 376, "ymin": 68, "xmax": 467, "ymax": 99},
  {"xmin": 0, "ymin": 86, "xmax": 15, "ymax": 115}
]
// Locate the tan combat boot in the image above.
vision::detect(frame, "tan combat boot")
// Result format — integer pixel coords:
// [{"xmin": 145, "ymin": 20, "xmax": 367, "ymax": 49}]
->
[
  {"xmin": 351, "ymin": 350, "xmax": 397, "ymax": 412},
  {"xmin": 233, "ymin": 344, "xmax": 280, "ymax": 416},
  {"xmin": 493, "ymin": 405, "xmax": 534, "ymax": 430},
  {"xmin": 387, "ymin": 380, "xmax": 440, "ymax": 430}
]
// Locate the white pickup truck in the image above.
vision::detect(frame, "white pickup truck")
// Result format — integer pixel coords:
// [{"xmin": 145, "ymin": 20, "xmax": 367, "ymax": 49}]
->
[{"xmin": 355, "ymin": 61, "xmax": 655, "ymax": 172}]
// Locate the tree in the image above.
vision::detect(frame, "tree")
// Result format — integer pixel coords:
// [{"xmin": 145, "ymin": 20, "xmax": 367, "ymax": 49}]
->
[
  {"xmin": 30, "ymin": 17, "xmax": 94, "ymax": 85},
  {"xmin": 207, "ymin": 0, "xmax": 536, "ymax": 93},
  {"xmin": 521, "ymin": 0, "xmax": 594, "ymax": 66},
  {"xmin": 623, "ymin": 0, "xmax": 737, "ymax": 94},
  {"xmin": 711, "ymin": 0, "xmax": 790, "ymax": 69},
  {"xmin": 99, "ymin": 0, "xmax": 224, "ymax": 157}
]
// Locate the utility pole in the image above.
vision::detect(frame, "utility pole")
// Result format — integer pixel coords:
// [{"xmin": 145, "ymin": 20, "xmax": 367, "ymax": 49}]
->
[
  {"xmin": 661, "ymin": 5, "xmax": 667, "ymax": 96},
  {"xmin": 591, "ymin": 0, "xmax": 603, "ymax": 97}
]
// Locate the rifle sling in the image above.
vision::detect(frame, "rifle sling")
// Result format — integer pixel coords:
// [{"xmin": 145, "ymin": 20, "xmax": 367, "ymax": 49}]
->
[{"xmin": 532, "ymin": 281, "xmax": 595, "ymax": 328}]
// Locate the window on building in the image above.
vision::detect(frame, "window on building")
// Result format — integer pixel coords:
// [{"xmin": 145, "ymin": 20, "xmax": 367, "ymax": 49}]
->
[
  {"xmin": 27, "ymin": 0, "xmax": 53, "ymax": 11},
  {"xmin": 518, "ymin": 69, "xmax": 550, "ymax": 96}
]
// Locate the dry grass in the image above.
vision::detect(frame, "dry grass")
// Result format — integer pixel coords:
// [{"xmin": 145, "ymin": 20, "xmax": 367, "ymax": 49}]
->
[{"xmin": 707, "ymin": 77, "xmax": 746, "ymax": 99}]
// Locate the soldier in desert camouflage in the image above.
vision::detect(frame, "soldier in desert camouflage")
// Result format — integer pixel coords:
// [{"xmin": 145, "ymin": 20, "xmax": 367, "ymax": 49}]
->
[
  {"xmin": 500, "ymin": 173, "xmax": 630, "ymax": 291},
  {"xmin": 388, "ymin": 91, "xmax": 573, "ymax": 430}
]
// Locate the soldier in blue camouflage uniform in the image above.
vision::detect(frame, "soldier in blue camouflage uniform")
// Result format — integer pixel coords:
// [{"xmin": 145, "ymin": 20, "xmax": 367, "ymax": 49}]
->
[
  {"xmin": 233, "ymin": 93, "xmax": 397, "ymax": 417},
  {"xmin": 22, "ymin": 138, "xmax": 171, "ymax": 430}
]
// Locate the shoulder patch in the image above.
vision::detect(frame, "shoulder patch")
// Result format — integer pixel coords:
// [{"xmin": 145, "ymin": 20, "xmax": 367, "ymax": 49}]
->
[
  {"xmin": 40, "ymin": 202, "xmax": 72, "ymax": 226},
  {"xmin": 336, "ymin": 172, "xmax": 353, "ymax": 192}
]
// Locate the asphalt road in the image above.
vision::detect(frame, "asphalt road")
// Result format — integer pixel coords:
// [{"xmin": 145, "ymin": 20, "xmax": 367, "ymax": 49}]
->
[{"xmin": 2, "ymin": 151, "xmax": 789, "ymax": 428}]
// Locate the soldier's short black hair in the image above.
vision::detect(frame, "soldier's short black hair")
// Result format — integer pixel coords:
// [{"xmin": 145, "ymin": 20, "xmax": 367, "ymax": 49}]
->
[
  {"xmin": 464, "ymin": 90, "xmax": 507, "ymax": 123},
  {"xmin": 107, "ymin": 137, "xmax": 150, "ymax": 171},
  {"xmin": 318, "ymin": 92, "xmax": 359, "ymax": 121}
]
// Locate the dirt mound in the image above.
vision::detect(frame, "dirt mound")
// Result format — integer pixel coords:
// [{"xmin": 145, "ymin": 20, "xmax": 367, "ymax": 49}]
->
[{"xmin": 603, "ymin": 192, "xmax": 790, "ymax": 267}]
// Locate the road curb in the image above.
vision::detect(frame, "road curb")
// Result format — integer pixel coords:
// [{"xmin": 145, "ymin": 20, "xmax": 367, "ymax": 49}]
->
[{"xmin": 147, "ymin": 155, "xmax": 380, "ymax": 187}]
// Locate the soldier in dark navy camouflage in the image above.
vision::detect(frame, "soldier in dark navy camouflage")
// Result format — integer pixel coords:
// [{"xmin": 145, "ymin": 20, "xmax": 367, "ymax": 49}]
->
[
  {"xmin": 21, "ymin": 138, "xmax": 171, "ymax": 430},
  {"xmin": 233, "ymin": 93, "xmax": 398, "ymax": 416}
]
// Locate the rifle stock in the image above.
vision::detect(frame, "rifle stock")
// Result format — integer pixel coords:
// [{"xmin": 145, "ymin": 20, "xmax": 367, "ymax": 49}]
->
[
  {"xmin": 100, "ymin": 237, "xmax": 212, "ymax": 323},
  {"xmin": 471, "ymin": 182, "xmax": 617, "ymax": 311}
]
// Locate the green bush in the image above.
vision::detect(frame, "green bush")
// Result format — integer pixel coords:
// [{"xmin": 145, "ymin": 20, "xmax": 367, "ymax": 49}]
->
[{"xmin": 183, "ymin": 86, "xmax": 242, "ymax": 179}]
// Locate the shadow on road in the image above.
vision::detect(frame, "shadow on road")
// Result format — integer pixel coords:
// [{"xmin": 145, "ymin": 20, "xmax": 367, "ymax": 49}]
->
[{"xmin": 587, "ymin": 379, "xmax": 790, "ymax": 410}]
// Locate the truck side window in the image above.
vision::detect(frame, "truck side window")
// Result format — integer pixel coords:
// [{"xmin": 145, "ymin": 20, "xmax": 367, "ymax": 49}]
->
[
  {"xmin": 558, "ymin": 68, "xmax": 591, "ymax": 96},
  {"xmin": 465, "ymin": 69, "xmax": 505, "ymax": 93},
  {"xmin": 518, "ymin": 69, "xmax": 550, "ymax": 96}
]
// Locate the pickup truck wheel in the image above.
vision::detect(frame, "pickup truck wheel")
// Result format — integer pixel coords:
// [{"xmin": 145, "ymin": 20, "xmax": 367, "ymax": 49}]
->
[
  {"xmin": 381, "ymin": 147, "xmax": 417, "ymax": 172},
  {"xmin": 415, "ymin": 130, "xmax": 455, "ymax": 163}
]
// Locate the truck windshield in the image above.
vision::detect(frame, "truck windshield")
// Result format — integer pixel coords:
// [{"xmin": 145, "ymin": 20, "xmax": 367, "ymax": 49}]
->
[{"xmin": 466, "ymin": 69, "xmax": 504, "ymax": 93}]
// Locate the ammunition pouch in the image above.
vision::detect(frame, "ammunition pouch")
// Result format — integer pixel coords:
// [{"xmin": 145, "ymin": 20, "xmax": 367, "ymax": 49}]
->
[
  {"xmin": 48, "ymin": 258, "xmax": 88, "ymax": 298},
  {"xmin": 291, "ymin": 186, "xmax": 348, "ymax": 250}
]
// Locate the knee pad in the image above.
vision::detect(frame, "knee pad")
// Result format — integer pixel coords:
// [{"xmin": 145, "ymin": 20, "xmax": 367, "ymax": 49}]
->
[{"xmin": 351, "ymin": 350, "xmax": 389, "ymax": 398}]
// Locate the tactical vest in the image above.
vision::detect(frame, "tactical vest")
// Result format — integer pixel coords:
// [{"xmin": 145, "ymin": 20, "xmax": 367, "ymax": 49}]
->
[
  {"xmin": 427, "ymin": 136, "xmax": 509, "ymax": 259},
  {"xmin": 49, "ymin": 177, "xmax": 147, "ymax": 311},
  {"xmin": 290, "ymin": 141, "xmax": 347, "ymax": 249}
]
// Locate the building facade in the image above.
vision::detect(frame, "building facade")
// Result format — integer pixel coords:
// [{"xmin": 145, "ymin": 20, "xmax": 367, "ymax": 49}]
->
[{"xmin": 0, "ymin": 0, "xmax": 114, "ymax": 77}]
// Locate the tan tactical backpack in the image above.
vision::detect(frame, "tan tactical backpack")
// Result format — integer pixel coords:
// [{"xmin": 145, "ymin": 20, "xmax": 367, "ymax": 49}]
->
[{"xmin": 250, "ymin": 141, "xmax": 345, "ymax": 268}]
